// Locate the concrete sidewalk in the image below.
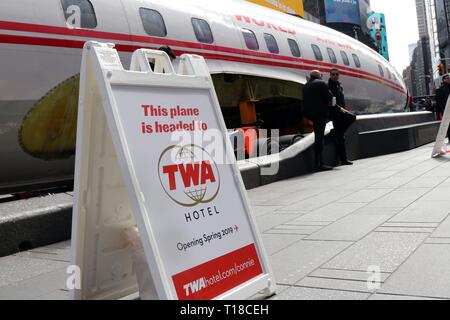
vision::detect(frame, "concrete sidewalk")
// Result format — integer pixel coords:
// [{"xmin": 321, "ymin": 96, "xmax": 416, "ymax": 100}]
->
[{"xmin": 1, "ymin": 143, "xmax": 450, "ymax": 300}]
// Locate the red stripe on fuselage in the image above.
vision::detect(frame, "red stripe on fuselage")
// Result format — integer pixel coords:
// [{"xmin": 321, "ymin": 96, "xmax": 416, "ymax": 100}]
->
[{"xmin": 0, "ymin": 20, "xmax": 407, "ymax": 95}]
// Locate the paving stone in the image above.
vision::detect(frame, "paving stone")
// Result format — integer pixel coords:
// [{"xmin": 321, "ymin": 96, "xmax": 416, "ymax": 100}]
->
[
  {"xmin": 282, "ymin": 191, "xmax": 354, "ymax": 212},
  {"xmin": 255, "ymin": 188, "xmax": 328, "ymax": 206},
  {"xmin": 295, "ymin": 276, "xmax": 377, "ymax": 293},
  {"xmin": 256, "ymin": 213, "xmax": 299, "ymax": 232},
  {"xmin": 291, "ymin": 203, "xmax": 366, "ymax": 222},
  {"xmin": 0, "ymin": 268, "xmax": 67, "ymax": 300},
  {"xmin": 365, "ymin": 171, "xmax": 398, "ymax": 180},
  {"xmin": 368, "ymin": 177, "xmax": 415, "ymax": 189},
  {"xmin": 306, "ymin": 215, "xmax": 391, "ymax": 241},
  {"xmin": 375, "ymin": 227, "xmax": 434, "ymax": 233},
  {"xmin": 367, "ymin": 189, "xmax": 430, "ymax": 208},
  {"xmin": 270, "ymin": 286, "xmax": 370, "ymax": 300},
  {"xmin": 282, "ymin": 221, "xmax": 331, "ymax": 227},
  {"xmin": 264, "ymin": 229, "xmax": 316, "ymax": 236},
  {"xmin": 337, "ymin": 189, "xmax": 392, "ymax": 203},
  {"xmin": 382, "ymin": 222, "xmax": 439, "ymax": 228},
  {"xmin": 431, "ymin": 215, "xmax": 450, "ymax": 238},
  {"xmin": 261, "ymin": 234, "xmax": 305, "ymax": 256},
  {"xmin": 270, "ymin": 240, "xmax": 351, "ymax": 285},
  {"xmin": 14, "ymin": 246, "xmax": 70, "ymax": 262},
  {"xmin": 400, "ymin": 177, "xmax": 447, "ymax": 189},
  {"xmin": 420, "ymin": 187, "xmax": 450, "ymax": 202},
  {"xmin": 338, "ymin": 179, "xmax": 380, "ymax": 191},
  {"xmin": 250, "ymin": 206, "xmax": 285, "ymax": 217},
  {"xmin": 324, "ymin": 232, "xmax": 428, "ymax": 273},
  {"xmin": 425, "ymin": 238, "xmax": 450, "ymax": 244},
  {"xmin": 389, "ymin": 202, "xmax": 450, "ymax": 223},
  {"xmin": 352, "ymin": 207, "xmax": 403, "ymax": 216},
  {"xmin": 379, "ymin": 244, "xmax": 450, "ymax": 299},
  {"xmin": 309, "ymin": 268, "xmax": 390, "ymax": 282},
  {"xmin": 369, "ymin": 293, "xmax": 444, "ymax": 300},
  {"xmin": 0, "ymin": 256, "xmax": 68, "ymax": 288}
]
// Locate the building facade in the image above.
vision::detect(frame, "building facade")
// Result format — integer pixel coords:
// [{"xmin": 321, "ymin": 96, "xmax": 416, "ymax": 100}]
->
[
  {"xmin": 368, "ymin": 12, "xmax": 389, "ymax": 61},
  {"xmin": 303, "ymin": 0, "xmax": 379, "ymax": 52}
]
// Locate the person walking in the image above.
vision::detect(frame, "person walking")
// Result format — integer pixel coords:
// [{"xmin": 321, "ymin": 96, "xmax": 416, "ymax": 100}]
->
[
  {"xmin": 435, "ymin": 74, "xmax": 450, "ymax": 138},
  {"xmin": 303, "ymin": 70, "xmax": 334, "ymax": 171},
  {"xmin": 328, "ymin": 68, "xmax": 356, "ymax": 165}
]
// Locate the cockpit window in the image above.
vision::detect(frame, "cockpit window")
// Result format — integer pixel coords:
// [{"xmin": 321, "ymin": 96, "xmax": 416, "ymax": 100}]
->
[
  {"xmin": 61, "ymin": 0, "xmax": 97, "ymax": 29},
  {"xmin": 139, "ymin": 8, "xmax": 167, "ymax": 37}
]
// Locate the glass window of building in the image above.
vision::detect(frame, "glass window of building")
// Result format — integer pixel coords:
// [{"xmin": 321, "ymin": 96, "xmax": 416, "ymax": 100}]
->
[
  {"xmin": 352, "ymin": 54, "xmax": 361, "ymax": 68},
  {"xmin": 327, "ymin": 48, "xmax": 337, "ymax": 64},
  {"xmin": 242, "ymin": 29, "xmax": 259, "ymax": 51},
  {"xmin": 264, "ymin": 33, "xmax": 279, "ymax": 54},
  {"xmin": 311, "ymin": 44, "xmax": 323, "ymax": 61},
  {"xmin": 139, "ymin": 8, "xmax": 167, "ymax": 37},
  {"xmin": 288, "ymin": 38, "xmax": 301, "ymax": 57},
  {"xmin": 340, "ymin": 51, "xmax": 350, "ymax": 66},
  {"xmin": 61, "ymin": 0, "xmax": 97, "ymax": 28},
  {"xmin": 191, "ymin": 18, "xmax": 214, "ymax": 44}
]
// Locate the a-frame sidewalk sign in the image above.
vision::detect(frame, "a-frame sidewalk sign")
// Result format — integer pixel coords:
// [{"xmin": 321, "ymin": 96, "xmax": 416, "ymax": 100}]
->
[
  {"xmin": 71, "ymin": 41, "xmax": 276, "ymax": 300},
  {"xmin": 432, "ymin": 96, "xmax": 450, "ymax": 157}
]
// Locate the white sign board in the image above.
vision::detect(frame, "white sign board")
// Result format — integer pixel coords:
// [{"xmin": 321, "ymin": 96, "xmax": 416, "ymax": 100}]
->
[
  {"xmin": 432, "ymin": 95, "xmax": 450, "ymax": 158},
  {"xmin": 71, "ymin": 42, "xmax": 275, "ymax": 300}
]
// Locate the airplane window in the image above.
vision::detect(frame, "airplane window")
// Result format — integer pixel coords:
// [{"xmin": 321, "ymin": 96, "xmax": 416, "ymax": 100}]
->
[
  {"xmin": 311, "ymin": 44, "xmax": 323, "ymax": 61},
  {"xmin": 60, "ymin": 0, "xmax": 97, "ymax": 29},
  {"xmin": 352, "ymin": 54, "xmax": 361, "ymax": 68},
  {"xmin": 386, "ymin": 68, "xmax": 392, "ymax": 79},
  {"xmin": 288, "ymin": 39, "xmax": 301, "ymax": 57},
  {"xmin": 378, "ymin": 65, "xmax": 385, "ymax": 77},
  {"xmin": 340, "ymin": 51, "xmax": 350, "ymax": 66},
  {"xmin": 327, "ymin": 48, "xmax": 337, "ymax": 64},
  {"xmin": 139, "ymin": 8, "xmax": 167, "ymax": 37},
  {"xmin": 264, "ymin": 33, "xmax": 279, "ymax": 54},
  {"xmin": 191, "ymin": 18, "xmax": 214, "ymax": 44},
  {"xmin": 242, "ymin": 29, "xmax": 259, "ymax": 51}
]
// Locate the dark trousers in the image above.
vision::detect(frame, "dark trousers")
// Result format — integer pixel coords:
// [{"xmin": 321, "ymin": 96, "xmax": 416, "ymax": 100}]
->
[
  {"xmin": 313, "ymin": 119, "xmax": 327, "ymax": 166},
  {"xmin": 330, "ymin": 108, "xmax": 356, "ymax": 162}
]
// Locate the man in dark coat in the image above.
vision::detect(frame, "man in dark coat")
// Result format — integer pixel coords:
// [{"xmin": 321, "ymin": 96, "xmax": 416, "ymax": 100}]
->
[
  {"xmin": 328, "ymin": 68, "xmax": 356, "ymax": 165},
  {"xmin": 303, "ymin": 70, "xmax": 334, "ymax": 171},
  {"xmin": 435, "ymin": 74, "xmax": 450, "ymax": 139}
]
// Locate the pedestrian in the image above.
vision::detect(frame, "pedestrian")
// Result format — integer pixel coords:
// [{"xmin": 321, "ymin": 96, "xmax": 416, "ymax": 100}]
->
[
  {"xmin": 328, "ymin": 68, "xmax": 356, "ymax": 165},
  {"xmin": 435, "ymin": 74, "xmax": 450, "ymax": 138},
  {"xmin": 149, "ymin": 45, "xmax": 177, "ymax": 71},
  {"xmin": 302, "ymin": 70, "xmax": 334, "ymax": 171}
]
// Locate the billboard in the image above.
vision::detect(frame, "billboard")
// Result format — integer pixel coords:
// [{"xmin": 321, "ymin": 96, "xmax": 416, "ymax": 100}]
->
[
  {"xmin": 246, "ymin": 0, "xmax": 305, "ymax": 17},
  {"xmin": 324, "ymin": 0, "xmax": 361, "ymax": 25}
]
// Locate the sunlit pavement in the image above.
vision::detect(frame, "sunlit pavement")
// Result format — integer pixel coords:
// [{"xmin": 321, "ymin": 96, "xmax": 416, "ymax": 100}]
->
[{"xmin": 1, "ymin": 143, "xmax": 450, "ymax": 300}]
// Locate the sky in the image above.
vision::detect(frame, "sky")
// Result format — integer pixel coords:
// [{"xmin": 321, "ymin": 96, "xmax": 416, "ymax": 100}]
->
[{"xmin": 370, "ymin": 0, "xmax": 419, "ymax": 73}]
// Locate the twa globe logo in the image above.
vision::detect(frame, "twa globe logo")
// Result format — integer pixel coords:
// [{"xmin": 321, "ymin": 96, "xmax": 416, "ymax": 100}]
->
[{"xmin": 158, "ymin": 145, "xmax": 221, "ymax": 207}]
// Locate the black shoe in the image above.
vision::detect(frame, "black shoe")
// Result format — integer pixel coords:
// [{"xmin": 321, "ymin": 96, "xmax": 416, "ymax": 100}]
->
[
  {"xmin": 315, "ymin": 164, "xmax": 334, "ymax": 172},
  {"xmin": 341, "ymin": 160, "xmax": 353, "ymax": 166}
]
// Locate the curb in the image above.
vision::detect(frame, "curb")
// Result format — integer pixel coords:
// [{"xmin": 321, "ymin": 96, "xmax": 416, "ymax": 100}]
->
[{"xmin": 0, "ymin": 194, "xmax": 73, "ymax": 257}]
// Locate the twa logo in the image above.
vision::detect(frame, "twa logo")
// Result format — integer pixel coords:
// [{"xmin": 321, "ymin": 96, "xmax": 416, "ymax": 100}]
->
[
  {"xmin": 158, "ymin": 145, "xmax": 220, "ymax": 207},
  {"xmin": 183, "ymin": 278, "xmax": 206, "ymax": 297}
]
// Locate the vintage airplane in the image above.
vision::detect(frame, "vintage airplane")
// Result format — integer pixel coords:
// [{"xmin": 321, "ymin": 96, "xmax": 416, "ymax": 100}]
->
[{"xmin": 0, "ymin": 0, "xmax": 407, "ymax": 194}]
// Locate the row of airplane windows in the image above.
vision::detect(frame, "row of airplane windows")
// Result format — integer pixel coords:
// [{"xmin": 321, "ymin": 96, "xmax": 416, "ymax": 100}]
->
[{"xmin": 61, "ymin": 0, "xmax": 395, "ymax": 80}]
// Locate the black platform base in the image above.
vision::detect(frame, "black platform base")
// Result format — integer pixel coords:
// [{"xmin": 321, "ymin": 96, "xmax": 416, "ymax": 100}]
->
[{"xmin": 240, "ymin": 112, "xmax": 441, "ymax": 189}]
